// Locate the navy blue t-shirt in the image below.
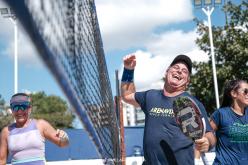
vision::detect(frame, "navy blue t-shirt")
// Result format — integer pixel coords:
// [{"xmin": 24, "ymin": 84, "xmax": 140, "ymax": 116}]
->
[
  {"xmin": 135, "ymin": 89, "xmax": 211, "ymax": 165},
  {"xmin": 211, "ymin": 107, "xmax": 248, "ymax": 165}
]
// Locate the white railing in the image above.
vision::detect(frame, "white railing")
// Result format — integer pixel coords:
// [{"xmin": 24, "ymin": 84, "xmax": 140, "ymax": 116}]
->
[{"xmin": 46, "ymin": 156, "xmax": 144, "ymax": 165}]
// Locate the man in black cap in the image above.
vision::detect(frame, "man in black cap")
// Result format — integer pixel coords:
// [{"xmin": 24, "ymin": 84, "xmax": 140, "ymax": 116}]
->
[{"xmin": 121, "ymin": 54, "xmax": 216, "ymax": 165}]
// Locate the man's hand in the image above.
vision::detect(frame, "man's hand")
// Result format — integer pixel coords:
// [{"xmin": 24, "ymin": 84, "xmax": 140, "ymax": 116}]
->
[
  {"xmin": 123, "ymin": 54, "xmax": 136, "ymax": 69},
  {"xmin": 195, "ymin": 136, "xmax": 209, "ymax": 152}
]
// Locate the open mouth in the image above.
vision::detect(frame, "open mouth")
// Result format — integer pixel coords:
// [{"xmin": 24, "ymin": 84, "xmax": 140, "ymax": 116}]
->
[
  {"xmin": 172, "ymin": 74, "xmax": 182, "ymax": 80},
  {"xmin": 15, "ymin": 115, "xmax": 26, "ymax": 119}
]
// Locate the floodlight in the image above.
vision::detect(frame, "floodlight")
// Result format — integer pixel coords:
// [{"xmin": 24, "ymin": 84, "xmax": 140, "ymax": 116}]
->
[
  {"xmin": 204, "ymin": 0, "xmax": 212, "ymax": 5},
  {"xmin": 214, "ymin": 0, "xmax": 222, "ymax": 5},
  {"xmin": 194, "ymin": 0, "xmax": 202, "ymax": 6}
]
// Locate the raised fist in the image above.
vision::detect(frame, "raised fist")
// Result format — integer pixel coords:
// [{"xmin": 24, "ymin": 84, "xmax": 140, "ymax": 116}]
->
[{"xmin": 123, "ymin": 54, "xmax": 136, "ymax": 70}]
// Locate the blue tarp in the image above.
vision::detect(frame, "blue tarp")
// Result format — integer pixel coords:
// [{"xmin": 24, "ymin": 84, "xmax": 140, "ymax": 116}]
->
[{"xmin": 45, "ymin": 127, "xmax": 144, "ymax": 161}]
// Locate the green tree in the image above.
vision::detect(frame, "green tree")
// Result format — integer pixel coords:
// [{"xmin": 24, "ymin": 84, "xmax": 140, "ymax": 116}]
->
[
  {"xmin": 190, "ymin": 1, "xmax": 248, "ymax": 114},
  {"xmin": 0, "ymin": 95, "xmax": 5, "ymax": 106},
  {"xmin": 31, "ymin": 92, "xmax": 75, "ymax": 128},
  {"xmin": 0, "ymin": 95, "xmax": 13, "ymax": 130}
]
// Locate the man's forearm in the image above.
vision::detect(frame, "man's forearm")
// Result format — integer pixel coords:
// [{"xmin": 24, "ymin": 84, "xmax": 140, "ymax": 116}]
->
[
  {"xmin": 121, "ymin": 82, "xmax": 138, "ymax": 106},
  {"xmin": 121, "ymin": 82, "xmax": 136, "ymax": 97}
]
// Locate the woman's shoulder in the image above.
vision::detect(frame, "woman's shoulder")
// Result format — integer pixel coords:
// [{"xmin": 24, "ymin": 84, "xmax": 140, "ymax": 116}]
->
[
  {"xmin": 216, "ymin": 107, "xmax": 230, "ymax": 113},
  {"xmin": 35, "ymin": 118, "xmax": 50, "ymax": 126},
  {"xmin": 211, "ymin": 107, "xmax": 230, "ymax": 118},
  {"xmin": 35, "ymin": 119, "xmax": 51, "ymax": 135}
]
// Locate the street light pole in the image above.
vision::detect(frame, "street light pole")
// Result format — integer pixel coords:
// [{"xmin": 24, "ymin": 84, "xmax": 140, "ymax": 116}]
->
[
  {"xmin": 194, "ymin": 0, "xmax": 222, "ymax": 109},
  {"xmin": 0, "ymin": 8, "xmax": 18, "ymax": 94},
  {"xmin": 14, "ymin": 19, "xmax": 18, "ymax": 94},
  {"xmin": 202, "ymin": 6, "xmax": 220, "ymax": 109}
]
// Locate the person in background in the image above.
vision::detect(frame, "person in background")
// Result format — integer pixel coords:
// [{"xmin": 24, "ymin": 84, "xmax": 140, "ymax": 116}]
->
[
  {"xmin": 121, "ymin": 54, "xmax": 216, "ymax": 165},
  {"xmin": 210, "ymin": 79, "xmax": 248, "ymax": 165},
  {"xmin": 0, "ymin": 93, "xmax": 69, "ymax": 165}
]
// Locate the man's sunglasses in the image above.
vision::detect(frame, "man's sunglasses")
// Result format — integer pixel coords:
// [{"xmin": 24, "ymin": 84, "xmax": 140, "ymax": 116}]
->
[
  {"xmin": 239, "ymin": 88, "xmax": 248, "ymax": 95},
  {"xmin": 11, "ymin": 104, "xmax": 30, "ymax": 112}
]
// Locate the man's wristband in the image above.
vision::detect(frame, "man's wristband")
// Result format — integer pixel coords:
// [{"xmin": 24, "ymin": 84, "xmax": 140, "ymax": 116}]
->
[{"xmin": 121, "ymin": 68, "xmax": 134, "ymax": 82}]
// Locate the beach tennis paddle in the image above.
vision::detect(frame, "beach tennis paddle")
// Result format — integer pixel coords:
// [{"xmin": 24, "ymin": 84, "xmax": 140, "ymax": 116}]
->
[{"xmin": 173, "ymin": 96, "xmax": 209, "ymax": 165}]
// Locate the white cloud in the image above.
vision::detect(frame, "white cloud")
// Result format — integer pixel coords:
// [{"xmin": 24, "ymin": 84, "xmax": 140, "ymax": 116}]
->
[
  {"xmin": 134, "ymin": 50, "xmax": 165, "ymax": 91},
  {"xmin": 146, "ymin": 29, "xmax": 209, "ymax": 63},
  {"xmin": 2, "ymin": 30, "xmax": 42, "ymax": 67},
  {"xmin": 187, "ymin": 49, "xmax": 209, "ymax": 63},
  {"xmin": 95, "ymin": 0, "xmax": 193, "ymax": 51},
  {"xmin": 146, "ymin": 30, "xmax": 198, "ymax": 56}
]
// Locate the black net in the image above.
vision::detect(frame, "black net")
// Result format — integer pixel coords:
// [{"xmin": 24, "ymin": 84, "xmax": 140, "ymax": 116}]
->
[{"xmin": 4, "ymin": 0, "xmax": 120, "ymax": 163}]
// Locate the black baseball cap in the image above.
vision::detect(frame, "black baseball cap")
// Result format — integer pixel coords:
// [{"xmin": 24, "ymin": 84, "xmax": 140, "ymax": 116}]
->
[{"xmin": 170, "ymin": 54, "xmax": 192, "ymax": 73}]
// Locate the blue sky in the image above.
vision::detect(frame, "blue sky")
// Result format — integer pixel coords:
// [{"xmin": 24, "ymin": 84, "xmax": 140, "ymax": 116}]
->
[{"xmin": 0, "ymin": 0, "xmax": 240, "ymax": 127}]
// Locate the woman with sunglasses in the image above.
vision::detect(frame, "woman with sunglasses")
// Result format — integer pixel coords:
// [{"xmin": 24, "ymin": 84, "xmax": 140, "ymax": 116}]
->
[
  {"xmin": 210, "ymin": 79, "xmax": 248, "ymax": 165},
  {"xmin": 0, "ymin": 93, "xmax": 69, "ymax": 165}
]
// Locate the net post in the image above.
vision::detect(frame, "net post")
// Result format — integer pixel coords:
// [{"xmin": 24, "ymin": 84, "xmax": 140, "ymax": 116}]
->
[{"xmin": 115, "ymin": 70, "xmax": 126, "ymax": 165}]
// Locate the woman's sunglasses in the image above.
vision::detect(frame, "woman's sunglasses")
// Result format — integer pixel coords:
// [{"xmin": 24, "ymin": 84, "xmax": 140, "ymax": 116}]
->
[
  {"xmin": 11, "ymin": 104, "xmax": 30, "ymax": 112},
  {"xmin": 239, "ymin": 88, "xmax": 248, "ymax": 95}
]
